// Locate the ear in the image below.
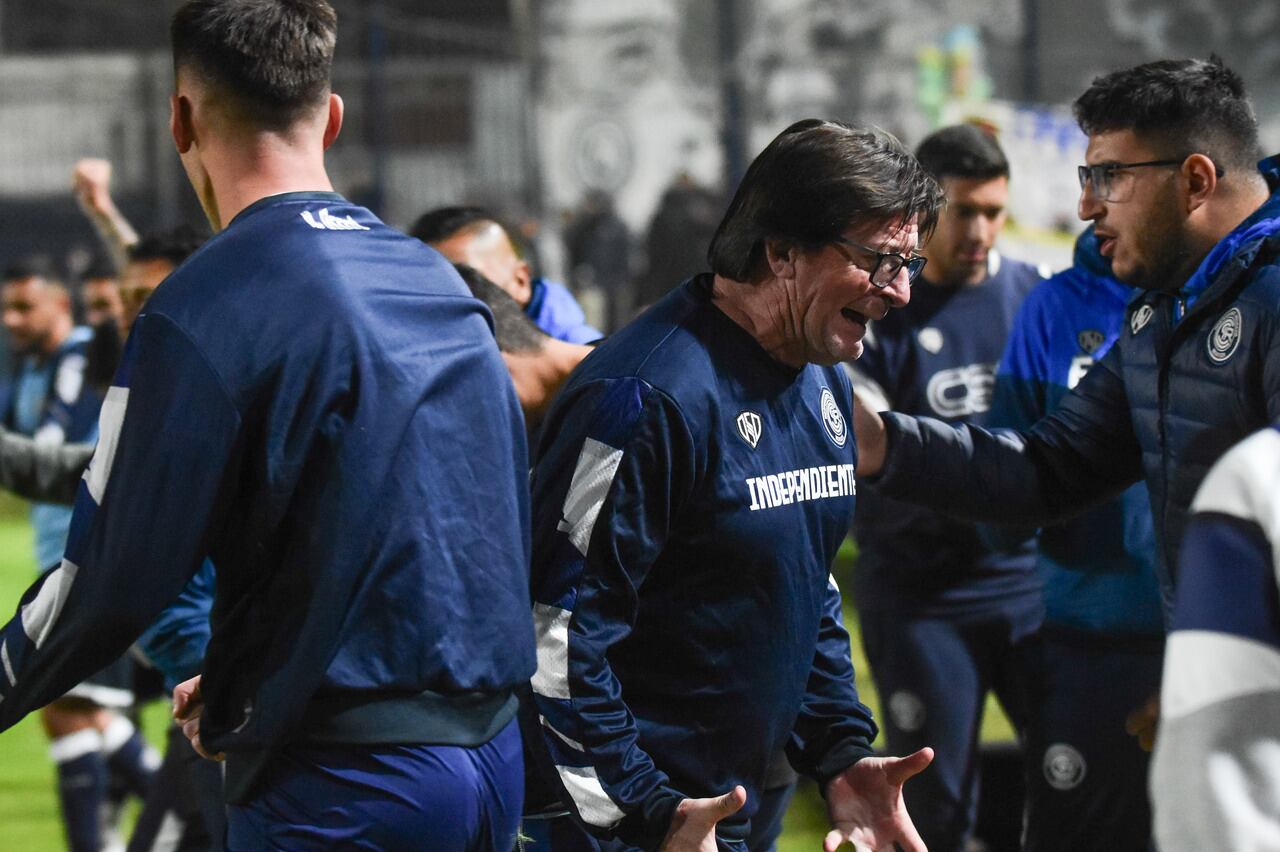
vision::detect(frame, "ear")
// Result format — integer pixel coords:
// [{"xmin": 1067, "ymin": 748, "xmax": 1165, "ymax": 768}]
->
[
  {"xmin": 171, "ymin": 93, "xmax": 195, "ymax": 154},
  {"xmin": 322, "ymin": 93, "xmax": 344, "ymax": 150},
  {"xmin": 1183, "ymin": 153, "xmax": 1218, "ymax": 213},
  {"xmin": 512, "ymin": 259, "xmax": 533, "ymax": 295},
  {"xmin": 764, "ymin": 238, "xmax": 798, "ymax": 280}
]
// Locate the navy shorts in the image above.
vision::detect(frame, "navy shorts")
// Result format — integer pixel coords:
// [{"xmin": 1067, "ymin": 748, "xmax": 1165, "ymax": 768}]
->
[
  {"xmin": 227, "ymin": 717, "xmax": 524, "ymax": 851},
  {"xmin": 859, "ymin": 601, "xmax": 1041, "ymax": 852},
  {"xmin": 1022, "ymin": 627, "xmax": 1163, "ymax": 852}
]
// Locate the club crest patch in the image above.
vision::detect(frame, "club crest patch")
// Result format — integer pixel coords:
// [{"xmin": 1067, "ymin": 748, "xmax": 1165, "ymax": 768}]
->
[
  {"xmin": 1207, "ymin": 307, "xmax": 1243, "ymax": 364},
  {"xmin": 819, "ymin": 387, "xmax": 847, "ymax": 448},
  {"xmin": 1043, "ymin": 743, "xmax": 1087, "ymax": 791},
  {"xmin": 1130, "ymin": 304, "xmax": 1154, "ymax": 336},
  {"xmin": 917, "ymin": 327, "xmax": 944, "ymax": 354},
  {"xmin": 1077, "ymin": 329, "xmax": 1105, "ymax": 355},
  {"xmin": 736, "ymin": 411, "xmax": 762, "ymax": 449},
  {"xmin": 888, "ymin": 691, "xmax": 926, "ymax": 732}
]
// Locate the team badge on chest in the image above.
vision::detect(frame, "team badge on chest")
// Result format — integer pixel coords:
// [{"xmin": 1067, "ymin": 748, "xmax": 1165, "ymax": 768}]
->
[
  {"xmin": 736, "ymin": 411, "xmax": 762, "ymax": 449},
  {"xmin": 1207, "ymin": 307, "xmax": 1242, "ymax": 364},
  {"xmin": 819, "ymin": 387, "xmax": 847, "ymax": 448}
]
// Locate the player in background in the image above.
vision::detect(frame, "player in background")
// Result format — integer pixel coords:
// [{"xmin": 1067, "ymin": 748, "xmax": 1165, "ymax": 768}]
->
[
  {"xmin": 0, "ymin": 1, "xmax": 535, "ymax": 849},
  {"xmin": 522, "ymin": 118, "xmax": 943, "ymax": 852},
  {"xmin": 1151, "ymin": 421, "xmax": 1280, "ymax": 850},
  {"xmin": 2, "ymin": 255, "xmax": 159, "ymax": 852},
  {"xmin": 845, "ymin": 123, "xmax": 1044, "ymax": 852},
  {"xmin": 411, "ymin": 205, "xmax": 604, "ymax": 345},
  {"xmin": 982, "ymin": 226, "xmax": 1164, "ymax": 849},
  {"xmin": 78, "ymin": 255, "xmax": 124, "ymax": 332}
]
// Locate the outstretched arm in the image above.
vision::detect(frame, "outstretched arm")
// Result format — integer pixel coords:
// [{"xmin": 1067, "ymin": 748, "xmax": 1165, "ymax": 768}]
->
[
  {"xmin": 72, "ymin": 158, "xmax": 139, "ymax": 272},
  {"xmin": 0, "ymin": 427, "xmax": 95, "ymax": 505},
  {"xmin": 861, "ymin": 343, "xmax": 1143, "ymax": 527}
]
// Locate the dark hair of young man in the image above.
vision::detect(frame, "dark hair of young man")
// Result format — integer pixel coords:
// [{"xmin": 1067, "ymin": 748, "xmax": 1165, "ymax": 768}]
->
[
  {"xmin": 451, "ymin": 263, "xmax": 545, "ymax": 355},
  {"xmin": 170, "ymin": 0, "xmax": 337, "ymax": 130},
  {"xmin": 707, "ymin": 119, "xmax": 943, "ymax": 284},
  {"xmin": 128, "ymin": 226, "xmax": 207, "ymax": 268},
  {"xmin": 3, "ymin": 254, "xmax": 61, "ymax": 286},
  {"xmin": 1072, "ymin": 56, "xmax": 1261, "ymax": 173},
  {"xmin": 914, "ymin": 124, "xmax": 1010, "ymax": 183},
  {"xmin": 81, "ymin": 255, "xmax": 119, "ymax": 282},
  {"xmin": 410, "ymin": 206, "xmax": 496, "ymax": 245}
]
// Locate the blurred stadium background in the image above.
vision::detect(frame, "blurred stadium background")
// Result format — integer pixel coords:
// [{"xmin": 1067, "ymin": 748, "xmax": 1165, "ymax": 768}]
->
[{"xmin": 0, "ymin": 0, "xmax": 1277, "ymax": 848}]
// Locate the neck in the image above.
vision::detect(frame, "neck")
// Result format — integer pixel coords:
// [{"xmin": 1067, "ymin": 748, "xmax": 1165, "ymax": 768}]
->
[
  {"xmin": 201, "ymin": 134, "xmax": 334, "ymax": 231},
  {"xmin": 711, "ymin": 273, "xmax": 805, "ymax": 368},
  {"xmin": 1178, "ymin": 179, "xmax": 1274, "ymax": 285}
]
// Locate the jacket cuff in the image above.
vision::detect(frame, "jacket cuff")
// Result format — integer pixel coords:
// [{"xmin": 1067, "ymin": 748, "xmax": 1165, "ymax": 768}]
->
[
  {"xmin": 613, "ymin": 786, "xmax": 683, "ymax": 851},
  {"xmin": 813, "ymin": 740, "xmax": 877, "ymax": 795}
]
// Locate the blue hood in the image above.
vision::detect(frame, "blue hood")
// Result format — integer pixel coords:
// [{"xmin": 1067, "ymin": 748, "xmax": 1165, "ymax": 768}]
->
[{"xmin": 1180, "ymin": 154, "xmax": 1280, "ymax": 308}]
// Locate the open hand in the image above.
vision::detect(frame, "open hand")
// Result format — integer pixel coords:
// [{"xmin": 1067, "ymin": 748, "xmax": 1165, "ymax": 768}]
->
[{"xmin": 824, "ymin": 748, "xmax": 933, "ymax": 852}]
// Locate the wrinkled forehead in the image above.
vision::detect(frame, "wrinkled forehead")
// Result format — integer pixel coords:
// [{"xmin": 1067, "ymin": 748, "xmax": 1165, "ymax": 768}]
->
[{"xmin": 851, "ymin": 216, "xmax": 921, "ymax": 254}]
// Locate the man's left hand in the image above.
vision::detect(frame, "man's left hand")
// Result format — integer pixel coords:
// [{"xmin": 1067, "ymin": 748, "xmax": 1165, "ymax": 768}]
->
[{"xmin": 823, "ymin": 747, "xmax": 933, "ymax": 852}]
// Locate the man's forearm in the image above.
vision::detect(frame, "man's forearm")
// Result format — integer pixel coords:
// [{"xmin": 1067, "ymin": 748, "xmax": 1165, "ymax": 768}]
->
[{"xmin": 0, "ymin": 428, "xmax": 94, "ymax": 505}]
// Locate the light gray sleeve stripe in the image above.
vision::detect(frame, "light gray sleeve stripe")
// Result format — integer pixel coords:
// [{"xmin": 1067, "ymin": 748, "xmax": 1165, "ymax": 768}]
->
[
  {"xmin": 555, "ymin": 764, "xmax": 626, "ymax": 828},
  {"xmin": 1152, "ymin": 690, "xmax": 1280, "ymax": 851},
  {"xmin": 0, "ymin": 640, "xmax": 15, "ymax": 686},
  {"xmin": 20, "ymin": 559, "xmax": 80, "ymax": 650},
  {"xmin": 540, "ymin": 714, "xmax": 585, "ymax": 751},
  {"xmin": 1162, "ymin": 630, "xmax": 1280, "ymax": 720},
  {"xmin": 83, "ymin": 385, "xmax": 129, "ymax": 504},
  {"xmin": 556, "ymin": 437, "xmax": 623, "ymax": 557},
  {"xmin": 531, "ymin": 602, "xmax": 572, "ymax": 701}
]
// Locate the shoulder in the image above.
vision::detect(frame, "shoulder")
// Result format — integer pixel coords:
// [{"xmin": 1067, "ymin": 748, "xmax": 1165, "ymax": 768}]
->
[
  {"xmin": 1192, "ymin": 425, "xmax": 1280, "ymax": 531},
  {"xmin": 991, "ymin": 253, "xmax": 1049, "ymax": 295}
]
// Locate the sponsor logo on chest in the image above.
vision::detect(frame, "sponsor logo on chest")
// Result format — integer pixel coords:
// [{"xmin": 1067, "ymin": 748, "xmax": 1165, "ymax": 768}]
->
[{"xmin": 1130, "ymin": 304, "xmax": 1154, "ymax": 335}]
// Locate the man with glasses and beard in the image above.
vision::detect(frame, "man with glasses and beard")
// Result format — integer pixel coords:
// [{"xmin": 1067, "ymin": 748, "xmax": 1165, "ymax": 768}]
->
[{"xmin": 853, "ymin": 57, "xmax": 1280, "ymax": 808}]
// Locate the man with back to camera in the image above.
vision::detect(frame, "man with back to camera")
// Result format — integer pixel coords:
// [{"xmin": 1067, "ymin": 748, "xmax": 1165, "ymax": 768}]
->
[
  {"xmin": 0, "ymin": 2, "xmax": 537, "ymax": 849},
  {"xmin": 521, "ymin": 118, "xmax": 944, "ymax": 852},
  {"xmin": 982, "ymin": 226, "xmax": 1164, "ymax": 850},
  {"xmin": 854, "ymin": 58, "xmax": 1280, "ymax": 700},
  {"xmin": 845, "ymin": 123, "xmax": 1044, "ymax": 852},
  {"xmin": 411, "ymin": 205, "xmax": 604, "ymax": 345}
]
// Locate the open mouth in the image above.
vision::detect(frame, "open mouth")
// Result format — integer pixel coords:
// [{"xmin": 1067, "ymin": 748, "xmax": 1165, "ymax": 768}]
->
[{"xmin": 841, "ymin": 308, "xmax": 869, "ymax": 326}]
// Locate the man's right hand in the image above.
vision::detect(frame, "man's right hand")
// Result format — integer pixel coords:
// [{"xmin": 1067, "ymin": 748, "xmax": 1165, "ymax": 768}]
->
[
  {"xmin": 172, "ymin": 675, "xmax": 224, "ymax": 762},
  {"xmin": 72, "ymin": 158, "xmax": 117, "ymax": 219},
  {"xmin": 659, "ymin": 786, "xmax": 747, "ymax": 852},
  {"xmin": 853, "ymin": 391, "xmax": 888, "ymax": 476}
]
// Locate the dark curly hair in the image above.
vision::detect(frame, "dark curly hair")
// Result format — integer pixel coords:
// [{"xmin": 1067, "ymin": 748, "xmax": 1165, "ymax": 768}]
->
[{"xmin": 1073, "ymin": 56, "xmax": 1260, "ymax": 172}]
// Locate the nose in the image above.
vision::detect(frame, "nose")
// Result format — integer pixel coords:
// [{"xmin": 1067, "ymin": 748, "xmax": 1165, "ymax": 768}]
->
[
  {"xmin": 1077, "ymin": 184, "xmax": 1103, "ymax": 222},
  {"xmin": 880, "ymin": 268, "xmax": 912, "ymax": 310}
]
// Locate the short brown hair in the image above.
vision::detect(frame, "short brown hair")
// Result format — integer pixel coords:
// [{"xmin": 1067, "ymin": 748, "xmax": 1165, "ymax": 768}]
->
[{"xmin": 171, "ymin": 0, "xmax": 337, "ymax": 130}]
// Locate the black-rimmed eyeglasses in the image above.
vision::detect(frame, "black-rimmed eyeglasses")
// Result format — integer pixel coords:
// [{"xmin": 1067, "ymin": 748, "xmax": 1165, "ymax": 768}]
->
[
  {"xmin": 1077, "ymin": 158, "xmax": 1226, "ymax": 202},
  {"xmin": 831, "ymin": 238, "xmax": 928, "ymax": 288}
]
